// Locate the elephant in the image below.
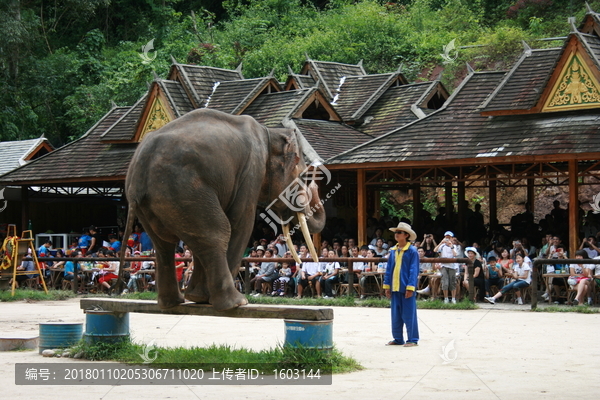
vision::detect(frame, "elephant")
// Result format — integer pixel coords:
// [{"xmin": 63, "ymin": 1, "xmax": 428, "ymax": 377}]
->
[{"xmin": 120, "ymin": 108, "xmax": 326, "ymax": 311}]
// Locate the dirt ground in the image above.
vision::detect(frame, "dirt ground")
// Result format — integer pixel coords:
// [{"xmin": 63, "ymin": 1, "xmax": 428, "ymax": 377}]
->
[{"xmin": 1, "ymin": 298, "xmax": 599, "ymax": 399}]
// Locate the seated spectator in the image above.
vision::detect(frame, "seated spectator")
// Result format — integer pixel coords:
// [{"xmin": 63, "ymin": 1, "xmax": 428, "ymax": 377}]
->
[
  {"xmin": 108, "ymin": 234, "xmax": 121, "ymax": 254},
  {"xmin": 271, "ymin": 261, "xmax": 293, "ymax": 296},
  {"xmin": 587, "ymin": 256, "xmax": 600, "ymax": 305},
  {"xmin": 570, "ymin": 250, "xmax": 592, "ymax": 306},
  {"xmin": 10, "ymin": 251, "xmax": 37, "ymax": 287},
  {"xmin": 98, "ymin": 250, "xmax": 119, "ymax": 293},
  {"xmin": 485, "ymin": 252, "xmax": 531, "ymax": 305},
  {"xmin": 182, "ymin": 249, "xmax": 194, "ymax": 289},
  {"xmin": 250, "ymin": 249, "xmax": 277, "ymax": 296},
  {"xmin": 462, "ymin": 247, "xmax": 485, "ymax": 302},
  {"xmin": 498, "ymin": 248, "xmax": 514, "ymax": 275},
  {"xmin": 320, "ymin": 250, "xmax": 340, "ymax": 299},
  {"xmin": 579, "ymin": 236, "xmax": 600, "ymax": 259},
  {"xmin": 373, "ymin": 238, "xmax": 388, "ymax": 257},
  {"xmin": 485, "ymin": 256, "xmax": 504, "ymax": 297},
  {"xmin": 416, "ymin": 247, "xmax": 441, "ymax": 300},
  {"xmin": 296, "ymin": 256, "xmax": 322, "ymax": 299}
]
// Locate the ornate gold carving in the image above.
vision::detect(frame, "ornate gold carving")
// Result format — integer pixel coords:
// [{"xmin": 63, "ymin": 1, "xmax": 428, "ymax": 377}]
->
[
  {"xmin": 544, "ymin": 52, "xmax": 600, "ymax": 111},
  {"xmin": 139, "ymin": 96, "xmax": 172, "ymax": 141}
]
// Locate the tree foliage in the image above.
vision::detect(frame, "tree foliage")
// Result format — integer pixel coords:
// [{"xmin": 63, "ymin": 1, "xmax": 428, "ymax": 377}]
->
[{"xmin": 0, "ymin": 0, "xmax": 596, "ymax": 145}]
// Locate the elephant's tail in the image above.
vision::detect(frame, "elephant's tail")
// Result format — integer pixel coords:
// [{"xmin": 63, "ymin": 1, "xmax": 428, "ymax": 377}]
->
[{"xmin": 117, "ymin": 201, "xmax": 137, "ymax": 293}]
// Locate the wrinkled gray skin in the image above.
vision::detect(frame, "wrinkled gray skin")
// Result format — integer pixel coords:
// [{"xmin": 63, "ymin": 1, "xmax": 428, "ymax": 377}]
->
[{"xmin": 121, "ymin": 109, "xmax": 325, "ymax": 311}]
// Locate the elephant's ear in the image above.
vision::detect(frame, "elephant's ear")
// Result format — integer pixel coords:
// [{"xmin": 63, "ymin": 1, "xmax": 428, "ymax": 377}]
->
[{"xmin": 277, "ymin": 128, "xmax": 301, "ymax": 165}]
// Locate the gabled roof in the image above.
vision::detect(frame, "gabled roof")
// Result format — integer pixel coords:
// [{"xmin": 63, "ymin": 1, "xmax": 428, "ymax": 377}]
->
[
  {"xmin": 167, "ymin": 61, "xmax": 244, "ymax": 107},
  {"xmin": 0, "ymin": 138, "xmax": 54, "ymax": 176},
  {"xmin": 284, "ymin": 69, "xmax": 317, "ymax": 90},
  {"xmin": 358, "ymin": 81, "xmax": 447, "ymax": 137},
  {"xmin": 331, "ymin": 73, "xmax": 398, "ymax": 120},
  {"xmin": 288, "ymin": 119, "xmax": 374, "ymax": 161},
  {"xmin": 0, "ymin": 107, "xmax": 133, "ymax": 185},
  {"xmin": 329, "ymin": 70, "xmax": 600, "ymax": 166},
  {"xmin": 100, "ymin": 94, "xmax": 148, "ymax": 142},
  {"xmin": 205, "ymin": 77, "xmax": 281, "ymax": 114},
  {"xmin": 242, "ymin": 88, "xmax": 341, "ymax": 127},
  {"xmin": 479, "ymin": 47, "xmax": 562, "ymax": 112},
  {"xmin": 300, "ymin": 58, "xmax": 366, "ymax": 99},
  {"xmin": 159, "ymin": 79, "xmax": 195, "ymax": 117}
]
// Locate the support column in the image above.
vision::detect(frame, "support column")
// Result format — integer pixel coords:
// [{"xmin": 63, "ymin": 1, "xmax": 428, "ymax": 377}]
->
[
  {"xmin": 568, "ymin": 160, "xmax": 578, "ymax": 256},
  {"xmin": 527, "ymin": 178, "xmax": 535, "ymax": 215},
  {"xmin": 357, "ymin": 170, "xmax": 367, "ymax": 246},
  {"xmin": 21, "ymin": 186, "xmax": 29, "ymax": 234},
  {"xmin": 412, "ymin": 184, "xmax": 421, "ymax": 234},
  {"xmin": 445, "ymin": 181, "xmax": 453, "ymax": 229},
  {"xmin": 457, "ymin": 176, "xmax": 466, "ymax": 240},
  {"xmin": 489, "ymin": 176, "xmax": 497, "ymax": 232}
]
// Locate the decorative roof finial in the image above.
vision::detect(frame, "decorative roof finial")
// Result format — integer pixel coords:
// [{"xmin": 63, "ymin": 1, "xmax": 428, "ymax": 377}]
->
[
  {"xmin": 522, "ymin": 40, "xmax": 532, "ymax": 57},
  {"xmin": 466, "ymin": 62, "xmax": 475, "ymax": 74},
  {"xmin": 170, "ymin": 55, "xmax": 178, "ymax": 65},
  {"xmin": 586, "ymin": 2, "xmax": 595, "ymax": 14},
  {"xmin": 568, "ymin": 16, "xmax": 578, "ymax": 33},
  {"xmin": 287, "ymin": 65, "xmax": 295, "ymax": 75},
  {"xmin": 152, "ymin": 70, "xmax": 160, "ymax": 81}
]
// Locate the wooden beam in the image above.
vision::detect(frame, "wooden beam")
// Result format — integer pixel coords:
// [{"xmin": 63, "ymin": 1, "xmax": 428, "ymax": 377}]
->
[
  {"xmin": 445, "ymin": 181, "xmax": 453, "ymax": 229},
  {"xmin": 527, "ymin": 178, "xmax": 535, "ymax": 215},
  {"xmin": 80, "ymin": 298, "xmax": 334, "ymax": 321},
  {"xmin": 412, "ymin": 184, "xmax": 421, "ymax": 234},
  {"xmin": 569, "ymin": 160, "xmax": 579, "ymax": 256},
  {"xmin": 457, "ymin": 176, "xmax": 465, "ymax": 240},
  {"xmin": 357, "ymin": 169, "xmax": 367, "ymax": 246},
  {"xmin": 20, "ymin": 186, "xmax": 29, "ymax": 234}
]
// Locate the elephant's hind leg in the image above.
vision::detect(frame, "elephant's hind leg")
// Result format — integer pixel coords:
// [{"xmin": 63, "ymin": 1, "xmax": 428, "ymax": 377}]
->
[
  {"xmin": 184, "ymin": 254, "xmax": 209, "ymax": 303},
  {"xmin": 152, "ymin": 235, "xmax": 185, "ymax": 309}
]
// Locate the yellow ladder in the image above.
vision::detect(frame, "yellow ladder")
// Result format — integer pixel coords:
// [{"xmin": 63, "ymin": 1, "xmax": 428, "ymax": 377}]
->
[{"xmin": 9, "ymin": 226, "xmax": 48, "ymax": 296}]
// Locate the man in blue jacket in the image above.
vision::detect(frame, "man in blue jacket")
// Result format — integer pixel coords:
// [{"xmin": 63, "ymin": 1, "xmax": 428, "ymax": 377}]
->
[{"xmin": 383, "ymin": 222, "xmax": 420, "ymax": 347}]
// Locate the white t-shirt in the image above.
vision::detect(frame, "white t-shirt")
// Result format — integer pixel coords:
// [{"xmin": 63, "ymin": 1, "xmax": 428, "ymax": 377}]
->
[
  {"xmin": 439, "ymin": 244, "xmax": 458, "ymax": 270},
  {"xmin": 353, "ymin": 256, "xmax": 366, "ymax": 273},
  {"xmin": 302, "ymin": 262, "xmax": 321, "ymax": 276},
  {"xmin": 514, "ymin": 262, "xmax": 532, "ymax": 284},
  {"xmin": 324, "ymin": 262, "xmax": 340, "ymax": 276}
]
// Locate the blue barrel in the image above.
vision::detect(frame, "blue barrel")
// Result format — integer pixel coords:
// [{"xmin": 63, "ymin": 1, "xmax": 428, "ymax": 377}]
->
[
  {"xmin": 84, "ymin": 310, "xmax": 130, "ymax": 345},
  {"xmin": 284, "ymin": 319, "xmax": 333, "ymax": 350},
  {"xmin": 38, "ymin": 322, "xmax": 83, "ymax": 354}
]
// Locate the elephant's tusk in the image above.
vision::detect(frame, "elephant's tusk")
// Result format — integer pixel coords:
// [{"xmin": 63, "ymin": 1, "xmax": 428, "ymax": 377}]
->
[
  {"xmin": 298, "ymin": 212, "xmax": 319, "ymax": 262},
  {"xmin": 282, "ymin": 223, "xmax": 302, "ymax": 265}
]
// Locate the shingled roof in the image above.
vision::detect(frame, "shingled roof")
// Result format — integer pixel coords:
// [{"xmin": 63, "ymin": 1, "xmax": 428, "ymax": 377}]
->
[
  {"xmin": 0, "ymin": 107, "xmax": 134, "ymax": 185},
  {"xmin": 357, "ymin": 81, "xmax": 446, "ymax": 137},
  {"xmin": 100, "ymin": 94, "xmax": 147, "ymax": 142},
  {"xmin": 205, "ymin": 77, "xmax": 281, "ymax": 114},
  {"xmin": 159, "ymin": 79, "xmax": 195, "ymax": 117},
  {"xmin": 287, "ymin": 119, "xmax": 374, "ymax": 161},
  {"xmin": 331, "ymin": 73, "xmax": 397, "ymax": 120},
  {"xmin": 479, "ymin": 48, "xmax": 562, "ymax": 112},
  {"xmin": 0, "ymin": 138, "xmax": 54, "ymax": 177},
  {"xmin": 329, "ymin": 70, "xmax": 600, "ymax": 165},
  {"xmin": 300, "ymin": 58, "xmax": 366, "ymax": 99},
  {"xmin": 168, "ymin": 62, "xmax": 243, "ymax": 107}
]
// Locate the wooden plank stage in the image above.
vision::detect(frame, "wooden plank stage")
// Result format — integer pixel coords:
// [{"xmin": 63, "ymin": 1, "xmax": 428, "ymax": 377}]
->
[{"xmin": 80, "ymin": 298, "xmax": 334, "ymax": 321}]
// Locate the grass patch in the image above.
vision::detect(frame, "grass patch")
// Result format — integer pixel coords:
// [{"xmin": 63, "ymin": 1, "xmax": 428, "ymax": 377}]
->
[
  {"xmin": 417, "ymin": 298, "xmax": 478, "ymax": 310},
  {"xmin": 0, "ymin": 289, "xmax": 77, "ymax": 302},
  {"xmin": 70, "ymin": 338, "xmax": 362, "ymax": 374},
  {"xmin": 534, "ymin": 305, "xmax": 600, "ymax": 314}
]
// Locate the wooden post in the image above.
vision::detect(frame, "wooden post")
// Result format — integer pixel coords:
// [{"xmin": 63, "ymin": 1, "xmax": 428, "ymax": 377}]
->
[
  {"xmin": 357, "ymin": 169, "xmax": 366, "ymax": 246},
  {"xmin": 489, "ymin": 175, "xmax": 497, "ymax": 231},
  {"xmin": 412, "ymin": 184, "xmax": 421, "ymax": 233},
  {"xmin": 527, "ymin": 178, "xmax": 535, "ymax": 215},
  {"xmin": 21, "ymin": 186, "xmax": 29, "ymax": 234},
  {"xmin": 445, "ymin": 181, "xmax": 453, "ymax": 227},
  {"xmin": 568, "ymin": 160, "xmax": 578, "ymax": 256},
  {"xmin": 457, "ymin": 177, "xmax": 466, "ymax": 240}
]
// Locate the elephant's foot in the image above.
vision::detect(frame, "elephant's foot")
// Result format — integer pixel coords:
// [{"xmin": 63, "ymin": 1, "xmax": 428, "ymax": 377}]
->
[
  {"xmin": 184, "ymin": 290, "xmax": 210, "ymax": 304},
  {"xmin": 210, "ymin": 289, "xmax": 248, "ymax": 311},
  {"xmin": 157, "ymin": 292, "xmax": 185, "ymax": 309}
]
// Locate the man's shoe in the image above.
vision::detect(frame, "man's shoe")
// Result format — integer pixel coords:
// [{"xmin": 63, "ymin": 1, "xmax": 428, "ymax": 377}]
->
[
  {"xmin": 517, "ymin": 297, "xmax": 523, "ymax": 305},
  {"xmin": 416, "ymin": 287, "xmax": 431, "ymax": 296},
  {"xmin": 451, "ymin": 298, "xmax": 457, "ymax": 304},
  {"xmin": 484, "ymin": 296, "xmax": 496, "ymax": 305},
  {"xmin": 443, "ymin": 298, "xmax": 449, "ymax": 304},
  {"xmin": 573, "ymin": 299, "xmax": 579, "ymax": 306}
]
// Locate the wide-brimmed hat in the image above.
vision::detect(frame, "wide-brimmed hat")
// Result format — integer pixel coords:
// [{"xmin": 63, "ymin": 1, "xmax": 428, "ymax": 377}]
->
[
  {"xmin": 465, "ymin": 246, "xmax": 478, "ymax": 255},
  {"xmin": 256, "ymin": 246, "xmax": 265, "ymax": 251},
  {"xmin": 389, "ymin": 222, "xmax": 417, "ymax": 241}
]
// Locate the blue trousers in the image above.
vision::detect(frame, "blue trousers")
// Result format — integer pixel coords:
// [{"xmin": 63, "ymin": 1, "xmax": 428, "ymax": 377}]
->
[{"xmin": 391, "ymin": 291, "xmax": 419, "ymax": 344}]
